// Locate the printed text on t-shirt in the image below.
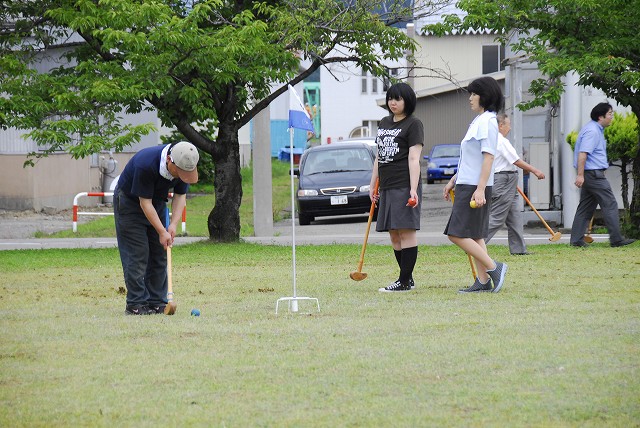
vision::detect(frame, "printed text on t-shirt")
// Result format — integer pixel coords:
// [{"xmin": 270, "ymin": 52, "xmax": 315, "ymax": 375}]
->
[{"xmin": 377, "ymin": 128, "xmax": 402, "ymax": 163}]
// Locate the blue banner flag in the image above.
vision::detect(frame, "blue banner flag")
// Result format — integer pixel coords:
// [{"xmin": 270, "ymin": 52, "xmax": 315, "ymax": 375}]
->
[{"xmin": 288, "ymin": 84, "xmax": 315, "ymax": 133}]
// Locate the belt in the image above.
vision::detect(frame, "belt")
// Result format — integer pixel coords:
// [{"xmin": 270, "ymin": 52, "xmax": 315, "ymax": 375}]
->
[{"xmin": 496, "ymin": 171, "xmax": 517, "ymax": 174}]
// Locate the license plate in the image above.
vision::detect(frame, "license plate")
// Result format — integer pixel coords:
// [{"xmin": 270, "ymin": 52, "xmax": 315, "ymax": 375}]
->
[
  {"xmin": 331, "ymin": 195, "xmax": 348, "ymax": 205},
  {"xmin": 444, "ymin": 168, "xmax": 455, "ymax": 175}
]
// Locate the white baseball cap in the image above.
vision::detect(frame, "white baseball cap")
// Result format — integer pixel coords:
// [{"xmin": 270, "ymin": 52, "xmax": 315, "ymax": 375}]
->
[{"xmin": 170, "ymin": 141, "xmax": 199, "ymax": 184}]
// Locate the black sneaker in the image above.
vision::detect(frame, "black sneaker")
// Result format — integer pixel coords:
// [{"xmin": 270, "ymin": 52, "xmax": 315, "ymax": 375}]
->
[
  {"xmin": 409, "ymin": 278, "xmax": 416, "ymax": 289},
  {"xmin": 148, "ymin": 304, "xmax": 166, "ymax": 314},
  {"xmin": 570, "ymin": 241, "xmax": 589, "ymax": 247},
  {"xmin": 487, "ymin": 261, "xmax": 508, "ymax": 293},
  {"xmin": 611, "ymin": 238, "xmax": 636, "ymax": 247},
  {"xmin": 458, "ymin": 278, "xmax": 492, "ymax": 293},
  {"xmin": 125, "ymin": 304, "xmax": 153, "ymax": 315},
  {"xmin": 379, "ymin": 280, "xmax": 411, "ymax": 292}
]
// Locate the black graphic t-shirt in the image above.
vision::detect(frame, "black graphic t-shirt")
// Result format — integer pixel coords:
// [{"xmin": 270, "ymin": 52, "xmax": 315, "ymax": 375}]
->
[{"xmin": 376, "ymin": 115, "xmax": 424, "ymax": 189}]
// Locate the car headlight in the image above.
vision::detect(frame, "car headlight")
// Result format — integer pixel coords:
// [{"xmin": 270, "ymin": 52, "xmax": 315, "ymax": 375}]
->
[
  {"xmin": 297, "ymin": 189, "xmax": 318, "ymax": 197},
  {"xmin": 428, "ymin": 162, "xmax": 437, "ymax": 169},
  {"xmin": 359, "ymin": 185, "xmax": 370, "ymax": 192}
]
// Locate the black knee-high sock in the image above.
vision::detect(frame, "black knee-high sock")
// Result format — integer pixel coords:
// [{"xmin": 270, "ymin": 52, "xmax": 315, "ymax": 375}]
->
[
  {"xmin": 399, "ymin": 246, "xmax": 418, "ymax": 285},
  {"xmin": 394, "ymin": 249, "xmax": 402, "ymax": 270}
]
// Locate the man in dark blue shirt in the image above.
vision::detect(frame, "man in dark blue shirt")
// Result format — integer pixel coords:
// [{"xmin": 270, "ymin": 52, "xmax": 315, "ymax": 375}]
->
[
  {"xmin": 114, "ymin": 141, "xmax": 199, "ymax": 315},
  {"xmin": 570, "ymin": 103, "xmax": 635, "ymax": 248}
]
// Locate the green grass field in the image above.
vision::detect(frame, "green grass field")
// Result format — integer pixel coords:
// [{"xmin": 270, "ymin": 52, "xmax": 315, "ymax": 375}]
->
[
  {"xmin": 1, "ymin": 242, "xmax": 639, "ymax": 426},
  {"xmin": 3, "ymin": 160, "xmax": 640, "ymax": 426}
]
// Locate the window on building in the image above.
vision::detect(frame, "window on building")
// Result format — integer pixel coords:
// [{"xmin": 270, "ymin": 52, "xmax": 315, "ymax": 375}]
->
[
  {"xmin": 482, "ymin": 44, "xmax": 506, "ymax": 74},
  {"xmin": 365, "ymin": 120, "xmax": 378, "ymax": 137},
  {"xmin": 383, "ymin": 68, "xmax": 399, "ymax": 91},
  {"xmin": 349, "ymin": 120, "xmax": 379, "ymax": 138},
  {"xmin": 349, "ymin": 126, "xmax": 369, "ymax": 138},
  {"xmin": 361, "ymin": 70, "xmax": 368, "ymax": 94}
]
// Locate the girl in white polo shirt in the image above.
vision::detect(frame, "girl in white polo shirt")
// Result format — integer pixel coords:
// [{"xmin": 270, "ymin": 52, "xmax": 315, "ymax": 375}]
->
[{"xmin": 443, "ymin": 76, "xmax": 508, "ymax": 293}]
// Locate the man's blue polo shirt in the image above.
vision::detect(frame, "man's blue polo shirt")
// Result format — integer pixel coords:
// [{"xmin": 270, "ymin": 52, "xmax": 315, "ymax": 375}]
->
[
  {"xmin": 118, "ymin": 145, "xmax": 189, "ymax": 201},
  {"xmin": 573, "ymin": 120, "xmax": 609, "ymax": 170}
]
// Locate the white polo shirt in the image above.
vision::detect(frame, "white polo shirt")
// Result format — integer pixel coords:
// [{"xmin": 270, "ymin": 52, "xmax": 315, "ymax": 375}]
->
[
  {"xmin": 456, "ymin": 111, "xmax": 498, "ymax": 186},
  {"xmin": 493, "ymin": 134, "xmax": 519, "ymax": 173}
]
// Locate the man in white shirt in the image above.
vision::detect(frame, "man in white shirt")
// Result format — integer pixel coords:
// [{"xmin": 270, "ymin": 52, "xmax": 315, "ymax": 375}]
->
[{"xmin": 485, "ymin": 114, "xmax": 545, "ymax": 255}]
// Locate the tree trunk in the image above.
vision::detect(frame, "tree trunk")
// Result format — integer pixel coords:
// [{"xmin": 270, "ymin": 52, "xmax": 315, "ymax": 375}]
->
[
  {"xmin": 620, "ymin": 159, "xmax": 629, "ymax": 211},
  {"xmin": 629, "ymin": 106, "xmax": 640, "ymax": 237},
  {"xmin": 630, "ymin": 148, "xmax": 640, "ymax": 236},
  {"xmin": 207, "ymin": 123, "xmax": 242, "ymax": 242}
]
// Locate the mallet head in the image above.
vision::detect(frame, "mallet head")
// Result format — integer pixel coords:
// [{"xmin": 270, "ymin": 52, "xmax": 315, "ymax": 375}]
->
[
  {"xmin": 164, "ymin": 302, "xmax": 177, "ymax": 315},
  {"xmin": 349, "ymin": 272, "xmax": 368, "ymax": 281}
]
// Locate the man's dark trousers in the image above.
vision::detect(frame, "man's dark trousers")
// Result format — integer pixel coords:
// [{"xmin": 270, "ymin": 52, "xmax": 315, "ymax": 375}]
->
[
  {"xmin": 114, "ymin": 187, "xmax": 168, "ymax": 307},
  {"xmin": 570, "ymin": 169, "xmax": 623, "ymax": 244}
]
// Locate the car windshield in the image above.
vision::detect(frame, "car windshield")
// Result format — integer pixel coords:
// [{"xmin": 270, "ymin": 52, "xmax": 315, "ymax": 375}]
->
[
  {"xmin": 431, "ymin": 145, "xmax": 460, "ymax": 158},
  {"xmin": 303, "ymin": 148, "xmax": 373, "ymax": 175}
]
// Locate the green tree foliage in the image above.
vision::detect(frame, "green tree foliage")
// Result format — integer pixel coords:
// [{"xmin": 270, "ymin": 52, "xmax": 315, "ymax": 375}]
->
[
  {"xmin": 605, "ymin": 113, "xmax": 639, "ymax": 210},
  {"xmin": 0, "ymin": 0, "xmax": 447, "ymax": 241},
  {"xmin": 425, "ymin": 0, "xmax": 640, "ymax": 236},
  {"xmin": 565, "ymin": 131, "xmax": 578, "ymax": 151}
]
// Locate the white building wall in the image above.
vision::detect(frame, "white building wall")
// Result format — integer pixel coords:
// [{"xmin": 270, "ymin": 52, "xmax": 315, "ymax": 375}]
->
[
  {"xmin": 320, "ymin": 62, "xmax": 399, "ymax": 145},
  {"xmin": 412, "ymin": 33, "xmax": 499, "ymax": 92}
]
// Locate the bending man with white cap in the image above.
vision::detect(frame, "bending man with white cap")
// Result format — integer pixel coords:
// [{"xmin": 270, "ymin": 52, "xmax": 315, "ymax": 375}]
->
[{"xmin": 114, "ymin": 141, "xmax": 199, "ymax": 315}]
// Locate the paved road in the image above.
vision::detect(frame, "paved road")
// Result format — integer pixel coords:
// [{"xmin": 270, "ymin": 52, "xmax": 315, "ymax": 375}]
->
[
  {"xmin": 244, "ymin": 182, "xmax": 607, "ymax": 246},
  {"xmin": 0, "ymin": 236, "xmax": 205, "ymax": 251},
  {"xmin": 0, "ymin": 183, "xmax": 608, "ymax": 250}
]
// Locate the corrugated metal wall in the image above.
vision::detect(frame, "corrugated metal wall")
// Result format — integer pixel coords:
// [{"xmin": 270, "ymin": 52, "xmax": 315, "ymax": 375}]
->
[
  {"xmin": 415, "ymin": 89, "xmax": 475, "ymax": 156},
  {"xmin": 0, "ymin": 128, "xmax": 38, "ymax": 154},
  {"xmin": 414, "ymin": 81, "xmax": 506, "ymax": 157}
]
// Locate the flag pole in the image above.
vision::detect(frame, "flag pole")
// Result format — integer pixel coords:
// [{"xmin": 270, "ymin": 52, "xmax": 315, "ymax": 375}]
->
[
  {"xmin": 275, "ymin": 84, "xmax": 320, "ymax": 315},
  {"xmin": 289, "ymin": 126, "xmax": 298, "ymax": 312}
]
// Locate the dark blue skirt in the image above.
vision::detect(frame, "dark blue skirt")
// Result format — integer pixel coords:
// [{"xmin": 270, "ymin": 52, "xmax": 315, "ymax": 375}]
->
[
  {"xmin": 376, "ymin": 185, "xmax": 422, "ymax": 232},
  {"xmin": 444, "ymin": 184, "xmax": 492, "ymax": 239}
]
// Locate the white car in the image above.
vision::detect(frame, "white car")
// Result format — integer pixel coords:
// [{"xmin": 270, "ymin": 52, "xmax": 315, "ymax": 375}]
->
[{"xmin": 332, "ymin": 137, "xmax": 377, "ymax": 149}]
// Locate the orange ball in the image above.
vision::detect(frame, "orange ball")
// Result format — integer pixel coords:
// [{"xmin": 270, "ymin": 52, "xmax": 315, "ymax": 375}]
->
[{"xmin": 408, "ymin": 197, "xmax": 418, "ymax": 207}]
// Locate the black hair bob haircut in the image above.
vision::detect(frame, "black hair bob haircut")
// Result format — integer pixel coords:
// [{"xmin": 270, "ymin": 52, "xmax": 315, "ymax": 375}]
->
[
  {"xmin": 386, "ymin": 82, "xmax": 417, "ymax": 116},
  {"xmin": 467, "ymin": 76, "xmax": 504, "ymax": 113}
]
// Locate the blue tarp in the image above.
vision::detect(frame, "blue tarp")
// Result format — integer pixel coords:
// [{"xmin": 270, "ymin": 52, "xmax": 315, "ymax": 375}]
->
[{"xmin": 278, "ymin": 147, "xmax": 304, "ymax": 163}]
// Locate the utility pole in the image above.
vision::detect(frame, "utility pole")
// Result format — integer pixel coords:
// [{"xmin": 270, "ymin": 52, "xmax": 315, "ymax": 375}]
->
[{"xmin": 252, "ymin": 106, "xmax": 274, "ymax": 236}]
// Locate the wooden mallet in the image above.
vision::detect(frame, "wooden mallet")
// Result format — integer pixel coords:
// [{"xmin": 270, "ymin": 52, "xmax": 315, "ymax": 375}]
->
[
  {"xmin": 350, "ymin": 179, "xmax": 379, "ymax": 281},
  {"xmin": 584, "ymin": 216, "xmax": 595, "ymax": 243},
  {"xmin": 516, "ymin": 186, "xmax": 562, "ymax": 241},
  {"xmin": 164, "ymin": 245, "xmax": 177, "ymax": 315}
]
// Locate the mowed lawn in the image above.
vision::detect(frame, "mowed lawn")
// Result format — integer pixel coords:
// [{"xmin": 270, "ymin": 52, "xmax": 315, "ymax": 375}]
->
[{"xmin": 1, "ymin": 241, "xmax": 638, "ymax": 427}]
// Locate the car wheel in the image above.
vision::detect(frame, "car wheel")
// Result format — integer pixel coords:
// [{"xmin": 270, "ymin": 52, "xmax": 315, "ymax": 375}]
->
[
  {"xmin": 299, "ymin": 213, "xmax": 313, "ymax": 226},
  {"xmin": 427, "ymin": 179, "xmax": 434, "ymax": 184}
]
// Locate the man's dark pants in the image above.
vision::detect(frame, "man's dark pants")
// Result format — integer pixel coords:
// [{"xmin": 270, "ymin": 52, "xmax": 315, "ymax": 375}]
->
[
  {"xmin": 114, "ymin": 188, "xmax": 168, "ymax": 307},
  {"xmin": 570, "ymin": 169, "xmax": 623, "ymax": 245}
]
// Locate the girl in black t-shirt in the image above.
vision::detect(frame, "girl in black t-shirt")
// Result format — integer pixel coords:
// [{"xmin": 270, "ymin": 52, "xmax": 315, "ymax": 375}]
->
[{"xmin": 369, "ymin": 83, "xmax": 424, "ymax": 292}]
